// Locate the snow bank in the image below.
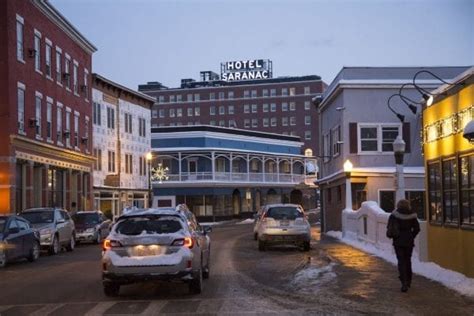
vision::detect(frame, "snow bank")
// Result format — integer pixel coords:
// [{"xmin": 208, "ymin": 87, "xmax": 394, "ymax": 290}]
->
[
  {"xmin": 326, "ymin": 230, "xmax": 474, "ymax": 297},
  {"xmin": 291, "ymin": 262, "xmax": 337, "ymax": 293},
  {"xmin": 236, "ymin": 218, "xmax": 255, "ymax": 225}
]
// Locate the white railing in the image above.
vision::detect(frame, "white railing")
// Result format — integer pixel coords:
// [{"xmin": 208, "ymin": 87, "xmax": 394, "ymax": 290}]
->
[{"xmin": 161, "ymin": 172, "xmax": 307, "ymax": 184}]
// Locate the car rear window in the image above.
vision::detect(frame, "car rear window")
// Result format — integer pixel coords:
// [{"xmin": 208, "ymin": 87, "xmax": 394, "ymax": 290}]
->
[
  {"xmin": 0, "ymin": 218, "xmax": 5, "ymax": 232},
  {"xmin": 115, "ymin": 217, "xmax": 183, "ymax": 235},
  {"xmin": 21, "ymin": 211, "xmax": 54, "ymax": 224},
  {"xmin": 266, "ymin": 207, "xmax": 303, "ymax": 220},
  {"xmin": 73, "ymin": 213, "xmax": 99, "ymax": 224}
]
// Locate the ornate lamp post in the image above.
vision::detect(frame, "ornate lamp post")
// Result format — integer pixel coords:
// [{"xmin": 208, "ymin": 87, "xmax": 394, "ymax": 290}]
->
[
  {"xmin": 393, "ymin": 135, "xmax": 406, "ymax": 203},
  {"xmin": 343, "ymin": 159, "xmax": 353, "ymax": 210},
  {"xmin": 146, "ymin": 152, "xmax": 152, "ymax": 208}
]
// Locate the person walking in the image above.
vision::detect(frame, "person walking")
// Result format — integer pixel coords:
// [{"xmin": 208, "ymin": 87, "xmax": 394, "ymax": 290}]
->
[{"xmin": 386, "ymin": 199, "xmax": 420, "ymax": 293}]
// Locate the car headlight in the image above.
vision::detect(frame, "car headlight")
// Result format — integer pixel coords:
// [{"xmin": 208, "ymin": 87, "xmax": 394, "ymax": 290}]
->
[
  {"xmin": 85, "ymin": 228, "xmax": 96, "ymax": 233},
  {"xmin": 40, "ymin": 228, "xmax": 53, "ymax": 236}
]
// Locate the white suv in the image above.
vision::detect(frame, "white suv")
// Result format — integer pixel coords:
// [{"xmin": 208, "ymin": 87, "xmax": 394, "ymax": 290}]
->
[
  {"xmin": 256, "ymin": 204, "xmax": 311, "ymax": 252},
  {"xmin": 101, "ymin": 206, "xmax": 211, "ymax": 296}
]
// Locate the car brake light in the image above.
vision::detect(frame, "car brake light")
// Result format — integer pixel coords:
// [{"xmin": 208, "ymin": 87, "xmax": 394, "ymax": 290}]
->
[
  {"xmin": 103, "ymin": 239, "xmax": 121, "ymax": 251},
  {"xmin": 171, "ymin": 237, "xmax": 194, "ymax": 248}
]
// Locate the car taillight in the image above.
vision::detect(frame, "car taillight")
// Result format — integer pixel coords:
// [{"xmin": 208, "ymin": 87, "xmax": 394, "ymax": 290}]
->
[
  {"xmin": 103, "ymin": 239, "xmax": 122, "ymax": 251},
  {"xmin": 171, "ymin": 237, "xmax": 194, "ymax": 249}
]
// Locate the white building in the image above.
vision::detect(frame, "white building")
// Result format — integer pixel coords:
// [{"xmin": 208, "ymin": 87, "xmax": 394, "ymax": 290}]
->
[{"xmin": 92, "ymin": 74, "xmax": 155, "ymax": 218}]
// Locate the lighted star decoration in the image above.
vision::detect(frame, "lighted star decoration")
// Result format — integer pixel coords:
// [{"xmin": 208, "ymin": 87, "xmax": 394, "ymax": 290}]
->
[{"xmin": 151, "ymin": 163, "xmax": 169, "ymax": 183}]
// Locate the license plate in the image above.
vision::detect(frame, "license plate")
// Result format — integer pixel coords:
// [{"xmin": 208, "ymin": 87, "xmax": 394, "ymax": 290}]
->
[{"xmin": 129, "ymin": 245, "xmax": 163, "ymax": 257}]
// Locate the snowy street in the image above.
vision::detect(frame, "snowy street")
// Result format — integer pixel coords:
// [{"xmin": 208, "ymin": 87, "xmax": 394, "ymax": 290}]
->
[{"xmin": 0, "ymin": 223, "xmax": 473, "ymax": 315}]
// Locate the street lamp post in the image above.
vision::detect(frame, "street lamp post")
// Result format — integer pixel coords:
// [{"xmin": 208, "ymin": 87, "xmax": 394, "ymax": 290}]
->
[
  {"xmin": 146, "ymin": 152, "xmax": 152, "ymax": 208},
  {"xmin": 343, "ymin": 159, "xmax": 353, "ymax": 210},
  {"xmin": 393, "ymin": 135, "xmax": 406, "ymax": 203}
]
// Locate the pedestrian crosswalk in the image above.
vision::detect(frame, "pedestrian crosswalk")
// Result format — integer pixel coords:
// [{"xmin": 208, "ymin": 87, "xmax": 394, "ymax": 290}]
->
[{"xmin": 0, "ymin": 298, "xmax": 318, "ymax": 315}]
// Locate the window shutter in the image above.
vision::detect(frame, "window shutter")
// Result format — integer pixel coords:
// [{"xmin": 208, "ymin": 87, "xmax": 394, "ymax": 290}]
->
[
  {"xmin": 403, "ymin": 122, "xmax": 411, "ymax": 153},
  {"xmin": 349, "ymin": 123, "xmax": 358, "ymax": 153}
]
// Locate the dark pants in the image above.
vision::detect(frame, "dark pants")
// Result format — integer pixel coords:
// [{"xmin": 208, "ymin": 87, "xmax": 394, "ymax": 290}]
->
[{"xmin": 394, "ymin": 246, "xmax": 413, "ymax": 286}]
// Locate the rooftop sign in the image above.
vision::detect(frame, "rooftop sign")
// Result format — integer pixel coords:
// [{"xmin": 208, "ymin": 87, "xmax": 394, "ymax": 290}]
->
[{"xmin": 220, "ymin": 59, "xmax": 273, "ymax": 81}]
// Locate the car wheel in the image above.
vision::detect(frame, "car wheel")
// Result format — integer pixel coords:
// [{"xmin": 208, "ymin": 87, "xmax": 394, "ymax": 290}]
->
[
  {"xmin": 189, "ymin": 268, "xmax": 203, "ymax": 294},
  {"xmin": 28, "ymin": 241, "xmax": 40, "ymax": 262},
  {"xmin": 203, "ymin": 252, "xmax": 210, "ymax": 279},
  {"xmin": 49, "ymin": 235, "xmax": 60, "ymax": 255},
  {"xmin": 0, "ymin": 251, "xmax": 7, "ymax": 268},
  {"xmin": 253, "ymin": 232, "xmax": 258, "ymax": 241},
  {"xmin": 66, "ymin": 234, "xmax": 75, "ymax": 252},
  {"xmin": 303, "ymin": 241, "xmax": 310, "ymax": 252},
  {"xmin": 103, "ymin": 282, "xmax": 120, "ymax": 297},
  {"xmin": 94, "ymin": 230, "xmax": 101, "ymax": 244},
  {"xmin": 258, "ymin": 240, "xmax": 266, "ymax": 251}
]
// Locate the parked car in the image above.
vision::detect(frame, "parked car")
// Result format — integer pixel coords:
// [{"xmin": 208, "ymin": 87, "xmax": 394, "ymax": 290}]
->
[
  {"xmin": 73, "ymin": 211, "xmax": 112, "ymax": 244},
  {"xmin": 256, "ymin": 204, "xmax": 311, "ymax": 252},
  {"xmin": 101, "ymin": 206, "xmax": 212, "ymax": 296},
  {"xmin": 20, "ymin": 208, "xmax": 75, "ymax": 255},
  {"xmin": 0, "ymin": 215, "xmax": 40, "ymax": 268}
]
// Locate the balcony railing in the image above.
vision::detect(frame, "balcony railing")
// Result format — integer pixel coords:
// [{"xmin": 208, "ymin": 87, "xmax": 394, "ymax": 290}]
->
[{"xmin": 157, "ymin": 172, "xmax": 306, "ymax": 184}]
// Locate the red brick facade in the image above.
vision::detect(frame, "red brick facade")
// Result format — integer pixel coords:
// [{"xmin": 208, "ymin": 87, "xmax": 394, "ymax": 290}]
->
[{"xmin": 0, "ymin": 0, "xmax": 96, "ymax": 213}]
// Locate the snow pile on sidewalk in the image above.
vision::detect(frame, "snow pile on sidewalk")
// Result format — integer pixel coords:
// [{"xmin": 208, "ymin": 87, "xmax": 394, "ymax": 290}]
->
[
  {"xmin": 291, "ymin": 261, "xmax": 337, "ymax": 293},
  {"xmin": 236, "ymin": 218, "xmax": 255, "ymax": 225},
  {"xmin": 326, "ymin": 231, "xmax": 474, "ymax": 297}
]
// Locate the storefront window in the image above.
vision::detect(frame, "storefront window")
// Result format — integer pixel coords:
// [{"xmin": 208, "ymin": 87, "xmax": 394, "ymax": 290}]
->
[
  {"xmin": 428, "ymin": 161, "xmax": 442, "ymax": 223},
  {"xmin": 460, "ymin": 154, "xmax": 474, "ymax": 226},
  {"xmin": 442, "ymin": 159, "xmax": 458, "ymax": 224}
]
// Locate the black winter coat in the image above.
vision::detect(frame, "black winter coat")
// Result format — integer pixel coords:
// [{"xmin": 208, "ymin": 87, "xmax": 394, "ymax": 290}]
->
[{"xmin": 387, "ymin": 207, "xmax": 420, "ymax": 248}]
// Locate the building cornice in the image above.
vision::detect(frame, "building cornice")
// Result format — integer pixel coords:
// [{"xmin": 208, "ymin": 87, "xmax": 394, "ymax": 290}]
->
[
  {"xmin": 31, "ymin": 0, "xmax": 97, "ymax": 55},
  {"xmin": 152, "ymin": 147, "xmax": 307, "ymax": 158}
]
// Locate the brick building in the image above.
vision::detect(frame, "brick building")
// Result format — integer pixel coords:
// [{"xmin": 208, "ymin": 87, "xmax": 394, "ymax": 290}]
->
[
  {"xmin": 0, "ymin": 0, "xmax": 97, "ymax": 213},
  {"xmin": 138, "ymin": 64, "xmax": 326, "ymax": 156}
]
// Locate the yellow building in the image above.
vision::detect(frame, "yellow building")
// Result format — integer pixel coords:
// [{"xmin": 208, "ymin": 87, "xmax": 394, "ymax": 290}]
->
[{"xmin": 423, "ymin": 67, "xmax": 474, "ymax": 277}]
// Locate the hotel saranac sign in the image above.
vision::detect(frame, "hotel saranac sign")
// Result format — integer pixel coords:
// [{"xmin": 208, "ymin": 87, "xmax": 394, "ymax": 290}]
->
[{"xmin": 221, "ymin": 59, "xmax": 272, "ymax": 81}]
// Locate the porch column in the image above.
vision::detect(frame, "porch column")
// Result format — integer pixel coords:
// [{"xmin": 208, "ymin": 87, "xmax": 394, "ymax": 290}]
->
[
  {"xmin": 178, "ymin": 153, "xmax": 182, "ymax": 182},
  {"xmin": 230, "ymin": 152, "xmax": 233, "ymax": 181},
  {"xmin": 211, "ymin": 151, "xmax": 215, "ymax": 181},
  {"xmin": 276, "ymin": 158, "xmax": 280, "ymax": 183},
  {"xmin": 262, "ymin": 156, "xmax": 265, "ymax": 182},
  {"xmin": 25, "ymin": 161, "xmax": 34, "ymax": 209},
  {"xmin": 42, "ymin": 164, "xmax": 49, "ymax": 207},
  {"xmin": 290, "ymin": 158, "xmax": 294, "ymax": 182},
  {"xmin": 246, "ymin": 154, "xmax": 250, "ymax": 182}
]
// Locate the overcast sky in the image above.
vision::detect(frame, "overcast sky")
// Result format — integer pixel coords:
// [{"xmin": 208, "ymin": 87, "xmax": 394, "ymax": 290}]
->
[{"xmin": 50, "ymin": 0, "xmax": 473, "ymax": 90}]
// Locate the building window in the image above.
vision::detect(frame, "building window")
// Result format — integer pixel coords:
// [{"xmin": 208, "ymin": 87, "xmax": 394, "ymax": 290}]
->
[
  {"xmin": 443, "ymin": 159, "xmax": 458, "ymax": 224},
  {"xmin": 210, "ymin": 120, "xmax": 216, "ymax": 126},
  {"xmin": 380, "ymin": 191, "xmax": 395, "ymax": 213},
  {"xmin": 187, "ymin": 94, "xmax": 193, "ymax": 102},
  {"xmin": 228, "ymin": 91, "xmax": 234, "ymax": 99},
  {"xmin": 305, "ymin": 131, "xmax": 311, "ymax": 140},
  {"xmin": 74, "ymin": 113, "xmax": 79, "ymax": 148},
  {"xmin": 359, "ymin": 124, "xmax": 401, "ymax": 153},
  {"xmin": 158, "ymin": 96, "xmax": 164, "ymax": 103},
  {"xmin": 323, "ymin": 133, "xmax": 330, "ymax": 162},
  {"xmin": 304, "ymin": 87, "xmax": 310, "ymax": 94},
  {"xmin": 304, "ymin": 101, "xmax": 310, "ymax": 110},
  {"xmin": 34, "ymin": 31, "xmax": 41, "ymax": 72},
  {"xmin": 282, "ymin": 88, "xmax": 288, "ymax": 96},
  {"xmin": 219, "ymin": 92, "xmax": 225, "ymax": 100},
  {"xmin": 35, "ymin": 94, "xmax": 42, "ymax": 137},
  {"xmin": 229, "ymin": 120, "xmax": 236, "ymax": 128},
  {"xmin": 428, "ymin": 161, "xmax": 442, "ymax": 223},
  {"xmin": 64, "ymin": 57, "xmax": 71, "ymax": 89},
  {"xmin": 94, "ymin": 148, "xmax": 102, "ymax": 171},
  {"xmin": 209, "ymin": 106, "xmax": 215, "ymax": 116},
  {"xmin": 460, "ymin": 154, "xmax": 474, "ymax": 226},
  {"xmin": 332, "ymin": 126, "xmax": 341, "ymax": 157},
  {"xmin": 289, "ymin": 87, "xmax": 295, "ymax": 96},
  {"xmin": 73, "ymin": 62, "xmax": 78, "ymax": 94},
  {"xmin": 228, "ymin": 105, "xmax": 234, "ymax": 114},
  {"xmin": 17, "ymin": 83, "xmax": 25, "ymax": 133},
  {"xmin": 244, "ymin": 90, "xmax": 250, "ymax": 98},
  {"xmin": 16, "ymin": 15, "xmax": 24, "ymax": 61},
  {"xmin": 45, "ymin": 42, "xmax": 52, "ymax": 77},
  {"xmin": 177, "ymin": 108, "xmax": 182, "ymax": 117},
  {"xmin": 138, "ymin": 118, "xmax": 146, "ymax": 137},
  {"xmin": 65, "ymin": 110, "xmax": 71, "ymax": 146},
  {"xmin": 290, "ymin": 116, "xmax": 296, "ymax": 126},
  {"xmin": 270, "ymin": 103, "xmax": 276, "ymax": 112},
  {"xmin": 124, "ymin": 113, "xmax": 133, "ymax": 134},
  {"xmin": 55, "ymin": 48, "xmax": 62, "ymax": 83},
  {"xmin": 263, "ymin": 104, "xmax": 269, "ymax": 112},
  {"xmin": 271, "ymin": 117, "xmax": 277, "ymax": 127},
  {"xmin": 262, "ymin": 89, "xmax": 268, "ymax": 97},
  {"xmin": 219, "ymin": 106, "xmax": 225, "ymax": 115},
  {"xmin": 107, "ymin": 107, "xmax": 115, "ymax": 129},
  {"xmin": 305, "ymin": 115, "xmax": 311, "ymax": 125},
  {"xmin": 169, "ymin": 108, "xmax": 175, "ymax": 117},
  {"xmin": 56, "ymin": 105, "xmax": 62, "ymax": 144},
  {"xmin": 194, "ymin": 93, "xmax": 200, "ymax": 101},
  {"xmin": 251, "ymin": 104, "xmax": 257, "ymax": 113},
  {"xmin": 209, "ymin": 93, "xmax": 215, "ymax": 100},
  {"xmin": 379, "ymin": 190, "xmax": 425, "ymax": 219},
  {"xmin": 219, "ymin": 120, "xmax": 225, "ymax": 127},
  {"xmin": 244, "ymin": 104, "xmax": 250, "ymax": 113},
  {"xmin": 244, "ymin": 119, "xmax": 250, "ymax": 128},
  {"xmin": 125, "ymin": 154, "xmax": 133, "ymax": 174},
  {"xmin": 176, "ymin": 95, "xmax": 182, "ymax": 102},
  {"xmin": 270, "ymin": 89, "xmax": 276, "ymax": 96},
  {"xmin": 252, "ymin": 118, "xmax": 258, "ymax": 128},
  {"xmin": 282, "ymin": 102, "xmax": 288, "ymax": 112},
  {"xmin": 159, "ymin": 109, "xmax": 165, "ymax": 118},
  {"xmin": 46, "ymin": 100, "xmax": 52, "ymax": 140},
  {"xmin": 152, "ymin": 109, "xmax": 158, "ymax": 118},
  {"xmin": 290, "ymin": 102, "xmax": 296, "ymax": 111},
  {"xmin": 185, "ymin": 107, "xmax": 192, "ymax": 117},
  {"xmin": 84, "ymin": 117, "xmax": 90, "ymax": 149},
  {"xmin": 251, "ymin": 90, "xmax": 257, "ymax": 98},
  {"xmin": 282, "ymin": 117, "xmax": 288, "ymax": 126},
  {"xmin": 169, "ymin": 95, "xmax": 175, "ymax": 103},
  {"xmin": 93, "ymin": 102, "xmax": 101, "ymax": 125},
  {"xmin": 195, "ymin": 107, "xmax": 200, "ymax": 116},
  {"xmin": 108, "ymin": 151, "xmax": 116, "ymax": 173},
  {"xmin": 83, "ymin": 69, "xmax": 89, "ymax": 99}
]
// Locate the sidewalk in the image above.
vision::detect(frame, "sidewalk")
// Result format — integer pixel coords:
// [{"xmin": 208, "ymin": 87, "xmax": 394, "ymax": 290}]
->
[{"xmin": 307, "ymin": 228, "xmax": 474, "ymax": 315}]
